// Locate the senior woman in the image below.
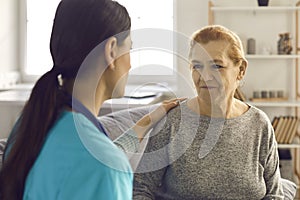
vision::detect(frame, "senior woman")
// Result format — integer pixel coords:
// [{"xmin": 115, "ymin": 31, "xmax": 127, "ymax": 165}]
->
[{"xmin": 133, "ymin": 25, "xmax": 284, "ymax": 199}]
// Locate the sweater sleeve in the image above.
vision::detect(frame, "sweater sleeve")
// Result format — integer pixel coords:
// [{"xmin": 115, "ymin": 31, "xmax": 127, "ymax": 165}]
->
[
  {"xmin": 133, "ymin": 167, "xmax": 168, "ymax": 200},
  {"xmin": 113, "ymin": 128, "xmax": 140, "ymax": 154},
  {"xmin": 262, "ymin": 124, "xmax": 284, "ymax": 199},
  {"xmin": 133, "ymin": 117, "xmax": 173, "ymax": 200}
]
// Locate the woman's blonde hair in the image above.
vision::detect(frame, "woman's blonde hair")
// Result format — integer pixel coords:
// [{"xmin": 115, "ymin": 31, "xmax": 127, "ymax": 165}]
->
[{"xmin": 189, "ymin": 25, "xmax": 247, "ymax": 67}]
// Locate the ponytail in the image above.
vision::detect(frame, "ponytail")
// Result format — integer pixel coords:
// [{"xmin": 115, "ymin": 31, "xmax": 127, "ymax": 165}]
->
[{"xmin": 0, "ymin": 70, "xmax": 66, "ymax": 200}]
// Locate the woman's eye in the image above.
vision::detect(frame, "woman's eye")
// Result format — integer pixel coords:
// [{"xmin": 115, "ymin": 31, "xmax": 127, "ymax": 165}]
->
[
  {"xmin": 211, "ymin": 64, "xmax": 223, "ymax": 70},
  {"xmin": 192, "ymin": 64, "xmax": 204, "ymax": 70}
]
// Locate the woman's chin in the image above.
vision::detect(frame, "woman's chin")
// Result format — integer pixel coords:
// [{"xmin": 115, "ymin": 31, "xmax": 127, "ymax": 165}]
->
[
  {"xmin": 197, "ymin": 92, "xmax": 222, "ymax": 102},
  {"xmin": 111, "ymin": 90, "xmax": 124, "ymax": 99}
]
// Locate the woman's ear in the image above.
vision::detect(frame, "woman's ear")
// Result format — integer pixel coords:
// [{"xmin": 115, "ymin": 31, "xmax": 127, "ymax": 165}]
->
[
  {"xmin": 104, "ymin": 37, "xmax": 118, "ymax": 70},
  {"xmin": 237, "ymin": 60, "xmax": 248, "ymax": 80}
]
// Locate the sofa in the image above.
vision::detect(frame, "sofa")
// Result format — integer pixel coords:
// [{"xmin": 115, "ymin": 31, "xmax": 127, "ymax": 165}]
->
[{"xmin": 0, "ymin": 105, "xmax": 297, "ymax": 199}]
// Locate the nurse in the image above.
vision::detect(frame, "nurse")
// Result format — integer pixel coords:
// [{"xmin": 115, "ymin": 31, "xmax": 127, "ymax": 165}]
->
[{"xmin": 0, "ymin": 0, "xmax": 181, "ymax": 199}]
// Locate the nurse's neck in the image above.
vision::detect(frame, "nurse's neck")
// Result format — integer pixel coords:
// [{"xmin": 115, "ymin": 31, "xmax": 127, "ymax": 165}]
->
[{"xmin": 67, "ymin": 82, "xmax": 106, "ymax": 117}]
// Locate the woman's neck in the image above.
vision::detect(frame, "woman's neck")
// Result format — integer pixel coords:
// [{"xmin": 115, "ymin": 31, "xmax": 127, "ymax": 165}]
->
[{"xmin": 187, "ymin": 96, "xmax": 247, "ymax": 119}]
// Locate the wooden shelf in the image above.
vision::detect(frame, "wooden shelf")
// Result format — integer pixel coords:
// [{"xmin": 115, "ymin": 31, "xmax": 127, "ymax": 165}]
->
[
  {"xmin": 250, "ymin": 97, "xmax": 288, "ymax": 102},
  {"xmin": 246, "ymin": 100, "xmax": 300, "ymax": 107},
  {"xmin": 246, "ymin": 54, "xmax": 300, "ymax": 59},
  {"xmin": 211, "ymin": 6, "xmax": 300, "ymax": 11},
  {"xmin": 278, "ymin": 144, "xmax": 300, "ymax": 149}
]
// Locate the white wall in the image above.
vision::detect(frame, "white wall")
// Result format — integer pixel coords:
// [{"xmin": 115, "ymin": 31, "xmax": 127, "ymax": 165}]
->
[
  {"xmin": 175, "ymin": 0, "xmax": 209, "ymax": 97},
  {"xmin": 0, "ymin": 0, "xmax": 19, "ymax": 73},
  {"xmin": 0, "ymin": 0, "xmax": 21, "ymax": 88}
]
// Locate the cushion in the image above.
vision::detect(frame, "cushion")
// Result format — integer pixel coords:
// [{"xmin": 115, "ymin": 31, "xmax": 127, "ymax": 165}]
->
[
  {"xmin": 0, "ymin": 138, "xmax": 7, "ymax": 169},
  {"xmin": 0, "ymin": 138, "xmax": 6, "ymax": 152},
  {"xmin": 281, "ymin": 178, "xmax": 297, "ymax": 200}
]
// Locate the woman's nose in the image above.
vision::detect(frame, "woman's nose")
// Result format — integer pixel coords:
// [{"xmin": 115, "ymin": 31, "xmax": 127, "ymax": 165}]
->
[{"xmin": 200, "ymin": 68, "xmax": 213, "ymax": 81}]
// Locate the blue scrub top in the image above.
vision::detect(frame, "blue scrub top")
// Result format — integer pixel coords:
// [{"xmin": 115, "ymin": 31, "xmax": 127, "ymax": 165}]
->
[{"xmin": 23, "ymin": 111, "xmax": 133, "ymax": 200}]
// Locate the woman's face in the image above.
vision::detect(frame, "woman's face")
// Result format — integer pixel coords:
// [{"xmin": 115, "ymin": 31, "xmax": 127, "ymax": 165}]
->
[
  {"xmin": 189, "ymin": 40, "xmax": 241, "ymax": 102},
  {"xmin": 109, "ymin": 35, "xmax": 132, "ymax": 98}
]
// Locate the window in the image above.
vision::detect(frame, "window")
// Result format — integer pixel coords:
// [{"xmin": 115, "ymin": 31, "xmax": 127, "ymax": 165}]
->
[
  {"xmin": 25, "ymin": 0, "xmax": 61, "ymax": 76},
  {"xmin": 23, "ymin": 0, "xmax": 175, "ymax": 83},
  {"xmin": 116, "ymin": 0, "xmax": 174, "ymax": 77}
]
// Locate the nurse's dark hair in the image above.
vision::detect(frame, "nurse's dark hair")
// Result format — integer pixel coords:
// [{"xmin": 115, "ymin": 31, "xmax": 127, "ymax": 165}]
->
[{"xmin": 0, "ymin": 0, "xmax": 131, "ymax": 199}]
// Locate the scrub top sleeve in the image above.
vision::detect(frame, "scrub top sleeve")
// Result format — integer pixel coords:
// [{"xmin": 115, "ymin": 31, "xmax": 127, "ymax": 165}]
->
[{"xmin": 58, "ymin": 165, "xmax": 133, "ymax": 200}]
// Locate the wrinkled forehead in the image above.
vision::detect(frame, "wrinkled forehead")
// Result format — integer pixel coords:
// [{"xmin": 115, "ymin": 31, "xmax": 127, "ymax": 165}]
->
[{"xmin": 189, "ymin": 40, "xmax": 231, "ymax": 63}]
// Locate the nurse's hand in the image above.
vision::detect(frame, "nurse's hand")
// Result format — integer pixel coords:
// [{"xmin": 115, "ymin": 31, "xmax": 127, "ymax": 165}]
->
[{"xmin": 133, "ymin": 98, "xmax": 186, "ymax": 142}]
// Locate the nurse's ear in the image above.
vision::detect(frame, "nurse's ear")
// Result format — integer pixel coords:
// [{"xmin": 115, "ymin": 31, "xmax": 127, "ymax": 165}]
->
[
  {"xmin": 104, "ymin": 37, "xmax": 118, "ymax": 70},
  {"xmin": 237, "ymin": 60, "xmax": 248, "ymax": 80}
]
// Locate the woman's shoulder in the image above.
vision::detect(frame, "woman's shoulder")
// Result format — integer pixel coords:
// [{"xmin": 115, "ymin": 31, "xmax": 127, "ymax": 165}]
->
[
  {"xmin": 245, "ymin": 105, "xmax": 275, "ymax": 141},
  {"xmin": 247, "ymin": 104, "xmax": 271, "ymax": 123},
  {"xmin": 233, "ymin": 99, "xmax": 268, "ymax": 122},
  {"xmin": 166, "ymin": 99, "xmax": 192, "ymax": 119}
]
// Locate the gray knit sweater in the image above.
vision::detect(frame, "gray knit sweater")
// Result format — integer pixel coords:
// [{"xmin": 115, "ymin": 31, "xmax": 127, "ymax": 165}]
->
[{"xmin": 133, "ymin": 101, "xmax": 284, "ymax": 199}]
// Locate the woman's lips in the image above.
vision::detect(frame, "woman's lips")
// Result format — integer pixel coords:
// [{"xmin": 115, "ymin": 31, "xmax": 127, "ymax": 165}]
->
[{"xmin": 200, "ymin": 86, "xmax": 217, "ymax": 89}]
